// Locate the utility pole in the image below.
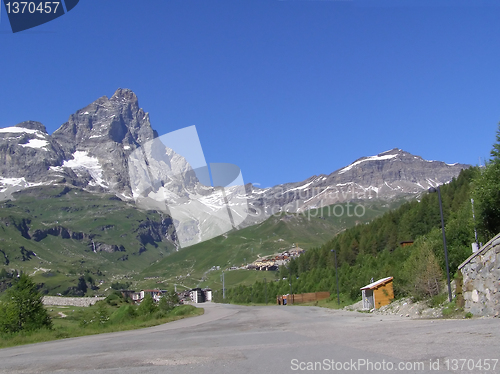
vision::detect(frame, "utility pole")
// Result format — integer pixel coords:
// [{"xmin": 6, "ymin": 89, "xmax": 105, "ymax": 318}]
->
[
  {"xmin": 429, "ymin": 186, "xmax": 452, "ymax": 303},
  {"xmin": 331, "ymin": 249, "xmax": 340, "ymax": 305},
  {"xmin": 471, "ymin": 198, "xmax": 480, "ymax": 251},
  {"xmin": 264, "ymin": 278, "xmax": 267, "ymax": 305},
  {"xmin": 221, "ymin": 271, "xmax": 226, "ymax": 300}
]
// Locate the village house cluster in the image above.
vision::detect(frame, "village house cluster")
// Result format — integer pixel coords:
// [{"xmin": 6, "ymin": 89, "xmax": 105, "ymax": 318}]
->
[
  {"xmin": 120, "ymin": 289, "xmax": 166, "ymax": 302},
  {"xmin": 120, "ymin": 288, "xmax": 213, "ymax": 304},
  {"xmin": 247, "ymin": 247, "xmax": 304, "ymax": 271}
]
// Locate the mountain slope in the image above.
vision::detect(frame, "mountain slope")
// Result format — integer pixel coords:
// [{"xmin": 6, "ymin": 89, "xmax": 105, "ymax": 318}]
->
[
  {"xmin": 244, "ymin": 148, "xmax": 469, "ymax": 223},
  {"xmin": 0, "ymin": 186, "xmax": 177, "ymax": 295},
  {"xmin": 141, "ymin": 199, "xmax": 406, "ymax": 290}
]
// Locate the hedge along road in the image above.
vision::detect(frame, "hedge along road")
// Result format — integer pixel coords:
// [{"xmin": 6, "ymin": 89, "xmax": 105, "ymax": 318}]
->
[{"xmin": 0, "ymin": 302, "xmax": 498, "ymax": 374}]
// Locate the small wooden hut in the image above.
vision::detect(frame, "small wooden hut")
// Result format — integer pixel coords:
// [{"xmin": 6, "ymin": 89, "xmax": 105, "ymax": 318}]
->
[{"xmin": 360, "ymin": 276, "xmax": 394, "ymax": 310}]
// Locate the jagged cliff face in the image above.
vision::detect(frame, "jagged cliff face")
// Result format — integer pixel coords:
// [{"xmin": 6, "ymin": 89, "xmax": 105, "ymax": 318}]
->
[
  {"xmin": 0, "ymin": 121, "xmax": 66, "ymax": 199},
  {"xmin": 52, "ymin": 88, "xmax": 158, "ymax": 197},
  {"xmin": 0, "ymin": 89, "xmax": 158, "ymax": 200}
]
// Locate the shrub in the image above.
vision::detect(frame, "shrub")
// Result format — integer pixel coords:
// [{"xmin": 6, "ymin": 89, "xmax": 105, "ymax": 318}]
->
[
  {"xmin": 137, "ymin": 294, "xmax": 156, "ymax": 316},
  {"xmin": 105, "ymin": 291, "xmax": 127, "ymax": 307},
  {"xmin": 0, "ymin": 274, "xmax": 52, "ymax": 333},
  {"xmin": 110, "ymin": 304, "xmax": 137, "ymax": 323},
  {"xmin": 171, "ymin": 305, "xmax": 195, "ymax": 316},
  {"xmin": 158, "ymin": 290, "xmax": 178, "ymax": 312},
  {"xmin": 401, "ymin": 240, "xmax": 443, "ymax": 299},
  {"xmin": 79, "ymin": 301, "xmax": 110, "ymax": 328}
]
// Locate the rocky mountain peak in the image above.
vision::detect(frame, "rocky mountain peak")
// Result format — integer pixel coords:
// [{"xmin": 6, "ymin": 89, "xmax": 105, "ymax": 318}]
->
[
  {"xmin": 15, "ymin": 121, "xmax": 47, "ymax": 133},
  {"xmin": 43, "ymin": 89, "xmax": 157, "ymax": 196},
  {"xmin": 110, "ymin": 88, "xmax": 139, "ymax": 106},
  {"xmin": 244, "ymin": 148, "xmax": 470, "ymax": 221},
  {"xmin": 378, "ymin": 148, "xmax": 403, "ymax": 155},
  {"xmin": 53, "ymin": 88, "xmax": 154, "ymax": 150}
]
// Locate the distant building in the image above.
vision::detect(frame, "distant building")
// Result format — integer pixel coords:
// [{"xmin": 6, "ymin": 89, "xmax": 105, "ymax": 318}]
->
[
  {"xmin": 188, "ymin": 288, "xmax": 212, "ymax": 303},
  {"xmin": 360, "ymin": 277, "xmax": 394, "ymax": 310},
  {"xmin": 120, "ymin": 289, "xmax": 167, "ymax": 303},
  {"xmin": 190, "ymin": 288, "xmax": 206, "ymax": 303},
  {"xmin": 204, "ymin": 288, "xmax": 212, "ymax": 302},
  {"xmin": 120, "ymin": 290, "xmax": 141, "ymax": 301},
  {"xmin": 140, "ymin": 289, "xmax": 166, "ymax": 302}
]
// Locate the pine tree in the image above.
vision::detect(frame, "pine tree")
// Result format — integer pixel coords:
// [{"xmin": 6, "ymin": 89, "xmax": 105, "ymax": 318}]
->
[
  {"xmin": 473, "ymin": 124, "xmax": 500, "ymax": 239},
  {"xmin": 0, "ymin": 274, "xmax": 52, "ymax": 333},
  {"xmin": 490, "ymin": 122, "xmax": 500, "ymax": 163}
]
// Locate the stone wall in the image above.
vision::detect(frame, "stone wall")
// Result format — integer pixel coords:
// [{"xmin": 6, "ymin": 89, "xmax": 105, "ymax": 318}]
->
[
  {"xmin": 43, "ymin": 296, "xmax": 105, "ymax": 307},
  {"xmin": 459, "ymin": 233, "xmax": 500, "ymax": 317}
]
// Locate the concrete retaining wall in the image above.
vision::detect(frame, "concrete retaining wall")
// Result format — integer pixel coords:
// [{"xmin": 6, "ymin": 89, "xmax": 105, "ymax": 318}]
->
[{"xmin": 459, "ymin": 233, "xmax": 500, "ymax": 317}]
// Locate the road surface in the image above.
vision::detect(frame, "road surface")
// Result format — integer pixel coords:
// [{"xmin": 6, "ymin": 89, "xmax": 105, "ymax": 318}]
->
[{"xmin": 0, "ymin": 302, "xmax": 498, "ymax": 373}]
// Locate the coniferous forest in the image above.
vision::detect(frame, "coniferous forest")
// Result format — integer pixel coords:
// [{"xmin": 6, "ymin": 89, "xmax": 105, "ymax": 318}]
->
[{"xmin": 215, "ymin": 125, "xmax": 500, "ymax": 305}]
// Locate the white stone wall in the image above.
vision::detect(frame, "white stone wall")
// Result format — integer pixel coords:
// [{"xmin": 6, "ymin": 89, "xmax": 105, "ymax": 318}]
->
[
  {"xmin": 43, "ymin": 296, "xmax": 105, "ymax": 307},
  {"xmin": 459, "ymin": 234, "xmax": 500, "ymax": 317}
]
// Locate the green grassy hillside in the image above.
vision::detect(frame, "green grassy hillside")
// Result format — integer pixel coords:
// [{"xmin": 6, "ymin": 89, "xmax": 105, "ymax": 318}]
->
[
  {"xmin": 0, "ymin": 186, "xmax": 176, "ymax": 295},
  {"xmin": 0, "ymin": 185, "xmax": 404, "ymax": 295},
  {"xmin": 142, "ymin": 200, "xmax": 404, "ymax": 290}
]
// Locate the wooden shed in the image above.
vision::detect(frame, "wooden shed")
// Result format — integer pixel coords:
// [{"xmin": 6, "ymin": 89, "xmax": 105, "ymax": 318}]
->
[{"xmin": 360, "ymin": 277, "xmax": 394, "ymax": 310}]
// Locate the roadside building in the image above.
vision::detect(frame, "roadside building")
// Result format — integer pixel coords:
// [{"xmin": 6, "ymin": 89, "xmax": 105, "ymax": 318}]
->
[
  {"xmin": 190, "ymin": 288, "xmax": 206, "ymax": 303},
  {"xmin": 203, "ymin": 288, "xmax": 212, "ymax": 302},
  {"xmin": 140, "ymin": 289, "xmax": 165, "ymax": 302},
  {"xmin": 360, "ymin": 277, "xmax": 394, "ymax": 310}
]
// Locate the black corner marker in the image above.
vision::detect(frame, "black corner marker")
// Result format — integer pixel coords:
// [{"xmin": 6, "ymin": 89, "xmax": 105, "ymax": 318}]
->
[
  {"xmin": 4, "ymin": 1, "xmax": 65, "ymax": 33},
  {"xmin": 64, "ymin": 0, "xmax": 79, "ymax": 12}
]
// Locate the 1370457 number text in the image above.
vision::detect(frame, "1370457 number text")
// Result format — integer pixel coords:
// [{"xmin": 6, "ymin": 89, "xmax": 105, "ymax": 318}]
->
[{"xmin": 4, "ymin": 2, "xmax": 61, "ymax": 14}]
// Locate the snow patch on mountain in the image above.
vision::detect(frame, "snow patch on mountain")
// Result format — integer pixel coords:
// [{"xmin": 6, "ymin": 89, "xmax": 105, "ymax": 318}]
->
[
  {"xmin": 21, "ymin": 139, "xmax": 49, "ymax": 150},
  {"xmin": 0, "ymin": 127, "xmax": 46, "ymax": 139},
  {"xmin": 63, "ymin": 151, "xmax": 107, "ymax": 188},
  {"xmin": 338, "ymin": 154, "xmax": 398, "ymax": 174},
  {"xmin": 0, "ymin": 177, "xmax": 46, "ymax": 192}
]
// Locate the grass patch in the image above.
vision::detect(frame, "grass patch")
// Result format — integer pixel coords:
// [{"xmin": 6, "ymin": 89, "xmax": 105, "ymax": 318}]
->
[
  {"xmin": 428, "ymin": 293, "xmax": 447, "ymax": 308},
  {"xmin": 0, "ymin": 304, "xmax": 203, "ymax": 349},
  {"xmin": 441, "ymin": 299, "xmax": 464, "ymax": 318}
]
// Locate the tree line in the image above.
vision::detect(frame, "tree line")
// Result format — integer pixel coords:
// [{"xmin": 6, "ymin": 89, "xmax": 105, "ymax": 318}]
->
[{"xmin": 217, "ymin": 125, "xmax": 500, "ymax": 305}]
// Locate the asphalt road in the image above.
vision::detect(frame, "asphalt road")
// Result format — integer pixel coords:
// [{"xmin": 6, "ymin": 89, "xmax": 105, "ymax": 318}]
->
[{"xmin": 0, "ymin": 303, "xmax": 499, "ymax": 374}]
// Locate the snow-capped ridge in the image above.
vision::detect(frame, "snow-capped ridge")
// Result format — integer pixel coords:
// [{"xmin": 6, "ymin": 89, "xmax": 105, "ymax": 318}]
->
[{"xmin": 338, "ymin": 153, "xmax": 398, "ymax": 174}]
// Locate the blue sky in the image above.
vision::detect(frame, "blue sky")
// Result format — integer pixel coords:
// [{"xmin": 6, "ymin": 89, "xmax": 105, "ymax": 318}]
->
[{"xmin": 1, "ymin": 0, "xmax": 499, "ymax": 187}]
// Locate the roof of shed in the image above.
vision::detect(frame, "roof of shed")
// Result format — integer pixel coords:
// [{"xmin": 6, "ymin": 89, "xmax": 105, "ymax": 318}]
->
[{"xmin": 360, "ymin": 276, "xmax": 393, "ymax": 290}]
